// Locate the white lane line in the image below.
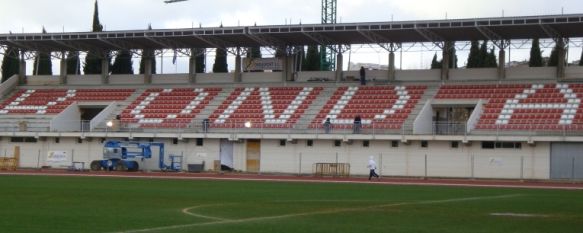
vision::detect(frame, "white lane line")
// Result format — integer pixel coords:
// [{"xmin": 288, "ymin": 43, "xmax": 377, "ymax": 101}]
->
[
  {"xmin": 111, "ymin": 194, "xmax": 524, "ymax": 233},
  {"xmin": 490, "ymin": 212, "xmax": 549, "ymax": 218}
]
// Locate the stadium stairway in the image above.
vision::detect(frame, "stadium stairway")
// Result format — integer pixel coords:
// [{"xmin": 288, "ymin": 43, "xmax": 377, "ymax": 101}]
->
[
  {"xmin": 191, "ymin": 86, "xmax": 235, "ymax": 129},
  {"xmin": 402, "ymin": 84, "xmax": 440, "ymax": 131},
  {"xmin": 93, "ymin": 88, "xmax": 146, "ymax": 131},
  {"xmin": 295, "ymin": 86, "xmax": 337, "ymax": 129}
]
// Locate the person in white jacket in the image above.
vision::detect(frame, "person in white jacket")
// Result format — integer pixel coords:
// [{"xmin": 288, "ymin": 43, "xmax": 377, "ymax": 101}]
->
[{"xmin": 367, "ymin": 156, "xmax": 380, "ymax": 180}]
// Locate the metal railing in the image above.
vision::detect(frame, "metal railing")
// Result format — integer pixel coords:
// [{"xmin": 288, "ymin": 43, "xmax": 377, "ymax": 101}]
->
[{"xmin": 4, "ymin": 119, "xmax": 583, "ymax": 137}]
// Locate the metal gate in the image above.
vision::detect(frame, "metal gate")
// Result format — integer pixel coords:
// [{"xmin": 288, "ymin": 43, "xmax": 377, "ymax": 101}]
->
[{"xmin": 550, "ymin": 142, "xmax": 583, "ymax": 180}]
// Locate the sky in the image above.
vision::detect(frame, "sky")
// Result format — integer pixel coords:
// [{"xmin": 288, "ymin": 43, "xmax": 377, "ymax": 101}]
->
[{"xmin": 0, "ymin": 0, "xmax": 582, "ymax": 74}]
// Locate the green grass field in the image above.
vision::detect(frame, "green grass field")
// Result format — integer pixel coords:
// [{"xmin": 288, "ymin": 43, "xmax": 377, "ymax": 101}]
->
[{"xmin": 0, "ymin": 175, "xmax": 582, "ymax": 233}]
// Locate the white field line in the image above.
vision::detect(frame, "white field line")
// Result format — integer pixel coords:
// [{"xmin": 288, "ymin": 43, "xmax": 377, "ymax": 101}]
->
[
  {"xmin": 490, "ymin": 212, "xmax": 549, "ymax": 218},
  {"xmin": 110, "ymin": 194, "xmax": 524, "ymax": 233},
  {"xmin": 2, "ymin": 172, "xmax": 583, "ymax": 190},
  {"xmin": 181, "ymin": 204, "xmax": 230, "ymax": 221}
]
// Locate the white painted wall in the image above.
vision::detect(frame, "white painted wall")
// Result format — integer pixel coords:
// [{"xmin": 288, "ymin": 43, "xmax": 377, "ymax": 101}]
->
[
  {"xmin": 67, "ymin": 75, "xmax": 102, "ymax": 85},
  {"xmin": 109, "ymin": 75, "xmax": 144, "ymax": 85},
  {"xmin": 0, "ymin": 75, "xmax": 19, "ymax": 97},
  {"xmin": 395, "ymin": 69, "xmax": 440, "ymax": 81},
  {"xmin": 241, "ymin": 72, "xmax": 282, "ymax": 83},
  {"xmin": 450, "ymin": 68, "xmax": 497, "ymax": 81},
  {"xmin": 50, "ymin": 103, "xmax": 81, "ymax": 132},
  {"xmin": 507, "ymin": 67, "xmax": 555, "ymax": 80},
  {"xmin": 467, "ymin": 99, "xmax": 484, "ymax": 133},
  {"xmin": 413, "ymin": 100, "xmax": 433, "ymax": 134}
]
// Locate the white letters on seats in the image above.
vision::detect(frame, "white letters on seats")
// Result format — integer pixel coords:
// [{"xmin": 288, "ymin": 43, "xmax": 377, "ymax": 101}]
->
[
  {"xmin": 215, "ymin": 87, "xmax": 254, "ymax": 123},
  {"xmin": 496, "ymin": 83, "xmax": 581, "ymax": 125}
]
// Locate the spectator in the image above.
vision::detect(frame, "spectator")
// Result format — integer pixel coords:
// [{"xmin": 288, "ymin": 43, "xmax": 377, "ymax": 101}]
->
[
  {"xmin": 359, "ymin": 66, "xmax": 366, "ymax": 85},
  {"xmin": 323, "ymin": 118, "xmax": 331, "ymax": 134},
  {"xmin": 202, "ymin": 118, "xmax": 209, "ymax": 133},
  {"xmin": 353, "ymin": 115, "xmax": 362, "ymax": 134}
]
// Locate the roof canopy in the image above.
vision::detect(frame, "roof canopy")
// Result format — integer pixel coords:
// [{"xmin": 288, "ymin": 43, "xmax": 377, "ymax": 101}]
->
[{"xmin": 1, "ymin": 14, "xmax": 582, "ymax": 52}]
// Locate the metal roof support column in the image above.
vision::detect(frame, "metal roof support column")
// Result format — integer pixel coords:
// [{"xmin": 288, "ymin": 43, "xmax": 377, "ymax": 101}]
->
[
  {"xmin": 143, "ymin": 49, "xmax": 153, "ymax": 84},
  {"xmin": 59, "ymin": 51, "xmax": 67, "ymax": 85},
  {"xmin": 388, "ymin": 43, "xmax": 400, "ymax": 82},
  {"xmin": 335, "ymin": 52, "xmax": 343, "ymax": 82},
  {"xmin": 234, "ymin": 47, "xmax": 241, "ymax": 82},
  {"xmin": 441, "ymin": 41, "xmax": 453, "ymax": 81},
  {"xmin": 557, "ymin": 38, "xmax": 567, "ymax": 80},
  {"xmin": 101, "ymin": 55, "xmax": 109, "ymax": 85},
  {"xmin": 188, "ymin": 49, "xmax": 196, "ymax": 84},
  {"xmin": 18, "ymin": 50, "xmax": 26, "ymax": 84},
  {"xmin": 283, "ymin": 52, "xmax": 294, "ymax": 82}
]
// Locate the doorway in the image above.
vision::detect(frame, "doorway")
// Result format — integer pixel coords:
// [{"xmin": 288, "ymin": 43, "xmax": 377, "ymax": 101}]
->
[
  {"xmin": 219, "ymin": 139, "xmax": 234, "ymax": 171},
  {"xmin": 246, "ymin": 139, "xmax": 261, "ymax": 173}
]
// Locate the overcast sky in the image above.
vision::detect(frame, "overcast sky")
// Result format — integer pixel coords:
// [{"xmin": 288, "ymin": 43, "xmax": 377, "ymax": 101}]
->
[{"xmin": 1, "ymin": 0, "xmax": 582, "ymax": 74}]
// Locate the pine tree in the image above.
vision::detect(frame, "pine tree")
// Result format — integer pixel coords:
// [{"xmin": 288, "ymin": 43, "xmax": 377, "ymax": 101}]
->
[
  {"xmin": 548, "ymin": 46, "xmax": 558, "ymax": 67},
  {"xmin": 529, "ymin": 38, "xmax": 544, "ymax": 67},
  {"xmin": 194, "ymin": 48, "xmax": 205, "ymax": 73},
  {"xmin": 66, "ymin": 51, "xmax": 80, "ymax": 75},
  {"xmin": 430, "ymin": 53, "xmax": 440, "ymax": 69},
  {"xmin": 1, "ymin": 46, "xmax": 20, "ymax": 82},
  {"xmin": 212, "ymin": 48, "xmax": 228, "ymax": 73},
  {"xmin": 467, "ymin": 40, "xmax": 480, "ymax": 68},
  {"xmin": 303, "ymin": 45, "xmax": 320, "ymax": 71},
  {"xmin": 83, "ymin": 0, "xmax": 110, "ymax": 74},
  {"xmin": 111, "ymin": 50, "xmax": 133, "ymax": 74}
]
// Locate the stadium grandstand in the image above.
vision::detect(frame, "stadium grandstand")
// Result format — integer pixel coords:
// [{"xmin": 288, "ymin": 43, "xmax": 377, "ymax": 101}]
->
[{"xmin": 1, "ymin": 13, "xmax": 583, "ymax": 181}]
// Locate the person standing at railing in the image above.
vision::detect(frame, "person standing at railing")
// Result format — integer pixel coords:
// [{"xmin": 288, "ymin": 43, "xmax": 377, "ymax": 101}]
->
[
  {"xmin": 359, "ymin": 66, "xmax": 366, "ymax": 85},
  {"xmin": 324, "ymin": 118, "xmax": 331, "ymax": 134},
  {"xmin": 353, "ymin": 115, "xmax": 362, "ymax": 134}
]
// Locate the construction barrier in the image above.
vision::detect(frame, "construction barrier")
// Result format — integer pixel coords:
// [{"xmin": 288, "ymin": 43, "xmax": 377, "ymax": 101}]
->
[
  {"xmin": 0, "ymin": 146, "xmax": 19, "ymax": 171},
  {"xmin": 313, "ymin": 163, "xmax": 350, "ymax": 177}
]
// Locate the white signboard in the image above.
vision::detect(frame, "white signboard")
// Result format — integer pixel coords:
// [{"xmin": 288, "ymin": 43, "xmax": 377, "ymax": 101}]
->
[
  {"xmin": 47, "ymin": 151, "xmax": 68, "ymax": 163},
  {"xmin": 243, "ymin": 58, "xmax": 283, "ymax": 71}
]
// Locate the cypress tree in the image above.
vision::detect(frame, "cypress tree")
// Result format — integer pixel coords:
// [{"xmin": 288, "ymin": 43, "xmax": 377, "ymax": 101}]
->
[
  {"xmin": 478, "ymin": 40, "xmax": 489, "ymax": 67},
  {"xmin": 303, "ymin": 45, "xmax": 320, "ymax": 71},
  {"xmin": 66, "ymin": 51, "xmax": 80, "ymax": 75},
  {"xmin": 579, "ymin": 49, "xmax": 583, "ymax": 66},
  {"xmin": 430, "ymin": 53, "xmax": 440, "ymax": 69},
  {"xmin": 450, "ymin": 46, "xmax": 458, "ymax": 69},
  {"xmin": 83, "ymin": 0, "xmax": 110, "ymax": 74},
  {"xmin": 529, "ymin": 38, "xmax": 544, "ymax": 67},
  {"xmin": 138, "ymin": 50, "xmax": 156, "ymax": 74},
  {"xmin": 212, "ymin": 48, "xmax": 228, "ymax": 73},
  {"xmin": 246, "ymin": 46, "xmax": 262, "ymax": 72},
  {"xmin": 1, "ymin": 46, "xmax": 20, "ymax": 82},
  {"xmin": 487, "ymin": 48, "xmax": 498, "ymax": 67},
  {"xmin": 194, "ymin": 48, "xmax": 205, "ymax": 73},
  {"xmin": 467, "ymin": 40, "xmax": 480, "ymax": 68},
  {"xmin": 111, "ymin": 50, "xmax": 133, "ymax": 74},
  {"xmin": 295, "ymin": 46, "xmax": 305, "ymax": 72},
  {"xmin": 273, "ymin": 47, "xmax": 285, "ymax": 72},
  {"xmin": 548, "ymin": 45, "xmax": 558, "ymax": 67},
  {"xmin": 32, "ymin": 28, "xmax": 52, "ymax": 75}
]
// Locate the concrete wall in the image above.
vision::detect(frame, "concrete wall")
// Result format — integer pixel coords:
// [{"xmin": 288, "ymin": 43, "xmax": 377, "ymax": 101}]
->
[
  {"xmin": 27, "ymin": 75, "xmax": 60, "ymax": 85},
  {"xmin": 296, "ymin": 71, "xmax": 335, "ymax": 82},
  {"xmin": 241, "ymin": 72, "xmax": 282, "ymax": 83},
  {"xmin": 67, "ymin": 75, "xmax": 102, "ymax": 85},
  {"xmin": 109, "ymin": 75, "xmax": 144, "ymax": 85},
  {"xmin": 343, "ymin": 70, "xmax": 389, "ymax": 81},
  {"xmin": 395, "ymin": 69, "xmax": 440, "ymax": 81},
  {"xmin": 152, "ymin": 74, "xmax": 189, "ymax": 84},
  {"xmin": 0, "ymin": 75, "xmax": 19, "ymax": 97},
  {"xmin": 565, "ymin": 66, "xmax": 583, "ymax": 80},
  {"xmin": 50, "ymin": 103, "xmax": 81, "ymax": 132},
  {"xmin": 450, "ymin": 68, "xmax": 497, "ymax": 81},
  {"xmin": 507, "ymin": 67, "xmax": 555, "ymax": 80},
  {"xmin": 196, "ymin": 73, "xmax": 232, "ymax": 83},
  {"xmin": 413, "ymin": 100, "xmax": 433, "ymax": 134}
]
